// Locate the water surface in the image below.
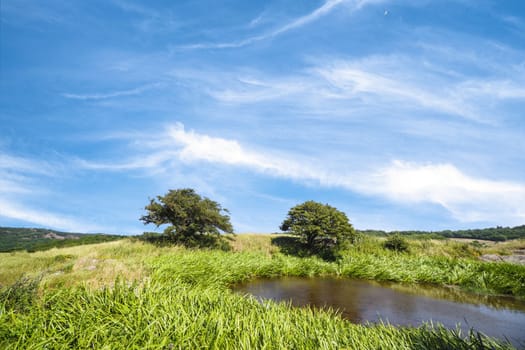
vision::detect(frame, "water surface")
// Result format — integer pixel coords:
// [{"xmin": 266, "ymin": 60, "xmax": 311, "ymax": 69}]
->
[{"xmin": 234, "ymin": 277, "xmax": 525, "ymax": 347}]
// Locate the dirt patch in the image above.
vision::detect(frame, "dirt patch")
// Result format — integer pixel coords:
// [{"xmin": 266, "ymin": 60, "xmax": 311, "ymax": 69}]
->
[
  {"xmin": 43, "ymin": 232, "xmax": 79, "ymax": 240},
  {"xmin": 74, "ymin": 258, "xmax": 99, "ymax": 271},
  {"xmin": 450, "ymin": 238, "xmax": 496, "ymax": 245},
  {"xmin": 480, "ymin": 251, "xmax": 525, "ymax": 265}
]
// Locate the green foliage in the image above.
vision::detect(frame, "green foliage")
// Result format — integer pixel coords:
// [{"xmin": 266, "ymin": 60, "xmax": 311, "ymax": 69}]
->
[
  {"xmin": 359, "ymin": 225, "xmax": 525, "ymax": 242},
  {"xmin": 140, "ymin": 188, "xmax": 233, "ymax": 247},
  {"xmin": 137, "ymin": 231, "xmax": 233, "ymax": 250},
  {"xmin": 470, "ymin": 240, "xmax": 486, "ymax": 248},
  {"xmin": 280, "ymin": 201, "xmax": 356, "ymax": 257},
  {"xmin": 384, "ymin": 234, "xmax": 410, "ymax": 252},
  {"xmin": 0, "ymin": 227, "xmax": 125, "ymax": 252},
  {"xmin": 450, "ymin": 243, "xmax": 482, "ymax": 259},
  {"xmin": 0, "ymin": 276, "xmax": 41, "ymax": 313}
]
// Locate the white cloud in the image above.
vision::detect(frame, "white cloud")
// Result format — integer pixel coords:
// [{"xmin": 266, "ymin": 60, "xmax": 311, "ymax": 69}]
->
[
  {"xmin": 312, "ymin": 60, "xmax": 488, "ymax": 122},
  {"xmin": 62, "ymin": 83, "xmax": 162, "ymax": 100},
  {"xmin": 0, "ymin": 199, "xmax": 103, "ymax": 232},
  {"xmin": 458, "ymin": 79, "xmax": 525, "ymax": 100},
  {"xmin": 269, "ymin": 0, "xmax": 345, "ymax": 37},
  {"xmin": 167, "ymin": 123, "xmax": 348, "ymax": 186},
  {"xmin": 0, "ymin": 152, "xmax": 104, "ymax": 232},
  {"xmin": 78, "ymin": 123, "xmax": 328, "ymax": 183},
  {"xmin": 208, "ymin": 77, "xmax": 309, "ymax": 103},
  {"xmin": 1, "ymin": 1, "xmax": 66, "ymax": 25},
  {"xmin": 111, "ymin": 0, "xmax": 158, "ymax": 17},
  {"xmin": 0, "ymin": 154, "xmax": 52, "ymax": 195},
  {"xmin": 354, "ymin": 161, "xmax": 525, "ymax": 224},
  {"xmin": 76, "ymin": 151, "xmax": 177, "ymax": 171},
  {"xmin": 0, "ymin": 174, "xmax": 33, "ymax": 194},
  {"xmin": 178, "ymin": 0, "xmax": 381, "ymax": 49},
  {"xmin": 248, "ymin": 13, "xmax": 265, "ymax": 28},
  {"xmin": 80, "ymin": 123, "xmax": 525, "ymax": 225},
  {"xmin": 193, "ymin": 52, "xmax": 525, "ymax": 124},
  {"xmin": 0, "ymin": 153, "xmax": 53, "ymax": 175}
]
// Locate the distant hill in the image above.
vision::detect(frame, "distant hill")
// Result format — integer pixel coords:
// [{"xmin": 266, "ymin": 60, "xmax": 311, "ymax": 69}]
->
[
  {"xmin": 358, "ymin": 225, "xmax": 525, "ymax": 242},
  {"xmin": 0, "ymin": 227, "xmax": 126, "ymax": 252}
]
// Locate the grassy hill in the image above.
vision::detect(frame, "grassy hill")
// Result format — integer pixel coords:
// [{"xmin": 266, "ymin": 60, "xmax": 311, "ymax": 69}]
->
[
  {"xmin": 0, "ymin": 227, "xmax": 126, "ymax": 252},
  {"xmin": 359, "ymin": 225, "xmax": 525, "ymax": 241}
]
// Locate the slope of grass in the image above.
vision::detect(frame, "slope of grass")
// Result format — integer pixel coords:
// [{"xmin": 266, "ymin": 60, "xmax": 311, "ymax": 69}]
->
[
  {"xmin": 0, "ymin": 227, "xmax": 125, "ymax": 252},
  {"xmin": 1, "ymin": 235, "xmax": 523, "ymax": 349}
]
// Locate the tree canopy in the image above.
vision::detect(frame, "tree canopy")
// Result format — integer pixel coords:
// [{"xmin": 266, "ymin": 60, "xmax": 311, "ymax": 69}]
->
[
  {"xmin": 140, "ymin": 189, "xmax": 233, "ymax": 246},
  {"xmin": 280, "ymin": 201, "xmax": 356, "ymax": 253}
]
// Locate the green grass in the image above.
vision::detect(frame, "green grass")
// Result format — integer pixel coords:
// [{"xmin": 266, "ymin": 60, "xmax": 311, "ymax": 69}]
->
[
  {"xmin": 1, "ymin": 279, "xmax": 513, "ymax": 350},
  {"xmin": 1, "ymin": 235, "xmax": 523, "ymax": 349}
]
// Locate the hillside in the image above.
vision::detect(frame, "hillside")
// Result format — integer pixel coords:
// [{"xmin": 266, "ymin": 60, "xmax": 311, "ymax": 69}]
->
[
  {"xmin": 359, "ymin": 225, "xmax": 525, "ymax": 241},
  {"xmin": 0, "ymin": 227, "xmax": 126, "ymax": 252}
]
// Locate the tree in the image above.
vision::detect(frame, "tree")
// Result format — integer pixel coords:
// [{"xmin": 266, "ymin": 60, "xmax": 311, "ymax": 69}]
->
[
  {"xmin": 140, "ymin": 189, "xmax": 233, "ymax": 246},
  {"xmin": 280, "ymin": 201, "xmax": 356, "ymax": 253}
]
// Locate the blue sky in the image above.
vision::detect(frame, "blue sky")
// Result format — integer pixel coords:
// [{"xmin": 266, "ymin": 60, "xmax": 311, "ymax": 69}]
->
[{"xmin": 1, "ymin": 0, "xmax": 524, "ymax": 234}]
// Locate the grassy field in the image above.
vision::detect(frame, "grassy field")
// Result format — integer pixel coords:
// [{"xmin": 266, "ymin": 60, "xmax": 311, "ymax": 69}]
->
[{"xmin": 1, "ymin": 234, "xmax": 524, "ymax": 349}]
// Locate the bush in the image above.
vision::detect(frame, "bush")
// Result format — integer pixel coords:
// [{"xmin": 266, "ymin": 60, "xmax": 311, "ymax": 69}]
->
[
  {"xmin": 0, "ymin": 275, "xmax": 41, "ymax": 313},
  {"xmin": 383, "ymin": 234, "xmax": 409, "ymax": 252}
]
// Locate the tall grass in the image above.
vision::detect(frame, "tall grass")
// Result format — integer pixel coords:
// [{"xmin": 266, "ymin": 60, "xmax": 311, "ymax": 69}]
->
[
  {"xmin": 1, "ymin": 236, "xmax": 523, "ymax": 349},
  {"xmin": 149, "ymin": 238, "xmax": 525, "ymax": 298},
  {"xmin": 0, "ymin": 279, "xmax": 514, "ymax": 349}
]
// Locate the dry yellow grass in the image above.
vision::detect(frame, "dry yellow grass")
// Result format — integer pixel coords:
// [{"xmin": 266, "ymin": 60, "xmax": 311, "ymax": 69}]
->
[
  {"xmin": 228, "ymin": 233, "xmax": 278, "ymax": 254},
  {"xmin": 0, "ymin": 240, "xmax": 154, "ymax": 290},
  {"xmin": 0, "ymin": 234, "xmax": 280, "ymax": 290}
]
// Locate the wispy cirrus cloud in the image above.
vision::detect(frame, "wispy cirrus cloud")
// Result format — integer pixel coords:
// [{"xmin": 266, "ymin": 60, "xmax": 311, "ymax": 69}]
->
[
  {"xmin": 111, "ymin": 0, "xmax": 183, "ymax": 34},
  {"xmin": 207, "ymin": 76, "xmax": 312, "ymax": 104},
  {"xmin": 0, "ymin": 199, "xmax": 104, "ymax": 232},
  {"xmin": 62, "ymin": 82, "xmax": 163, "ymax": 100},
  {"xmin": 172, "ymin": 48, "xmax": 523, "ymax": 124},
  {"xmin": 178, "ymin": 0, "xmax": 380, "ymax": 49},
  {"xmin": 79, "ymin": 123, "xmax": 525, "ymax": 225},
  {"xmin": 111, "ymin": 0, "xmax": 159, "ymax": 18},
  {"xmin": 1, "ymin": 1, "xmax": 68, "ymax": 25},
  {"xmin": 0, "ymin": 152, "xmax": 103, "ymax": 232},
  {"xmin": 0, "ymin": 153, "xmax": 54, "ymax": 175},
  {"xmin": 313, "ymin": 60, "xmax": 483, "ymax": 122}
]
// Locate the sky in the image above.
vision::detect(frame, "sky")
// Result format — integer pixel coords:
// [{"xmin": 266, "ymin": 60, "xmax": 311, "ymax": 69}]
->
[{"xmin": 1, "ymin": 0, "xmax": 525, "ymax": 234}]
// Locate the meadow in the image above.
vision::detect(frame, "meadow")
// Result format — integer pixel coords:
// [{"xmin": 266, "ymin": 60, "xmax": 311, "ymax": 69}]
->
[{"xmin": 1, "ymin": 235, "xmax": 524, "ymax": 349}]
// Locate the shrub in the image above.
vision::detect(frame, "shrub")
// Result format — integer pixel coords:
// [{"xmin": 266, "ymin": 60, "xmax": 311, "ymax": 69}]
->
[
  {"xmin": 383, "ymin": 234, "xmax": 409, "ymax": 252},
  {"xmin": 0, "ymin": 275, "xmax": 41, "ymax": 313}
]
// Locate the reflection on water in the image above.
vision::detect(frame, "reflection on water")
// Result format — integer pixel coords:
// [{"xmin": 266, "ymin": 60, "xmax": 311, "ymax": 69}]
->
[
  {"xmin": 385, "ymin": 281, "xmax": 525, "ymax": 311},
  {"xmin": 234, "ymin": 277, "xmax": 525, "ymax": 347}
]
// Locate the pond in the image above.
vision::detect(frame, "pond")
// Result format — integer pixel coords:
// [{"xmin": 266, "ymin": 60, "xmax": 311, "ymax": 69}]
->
[{"xmin": 234, "ymin": 277, "xmax": 525, "ymax": 347}]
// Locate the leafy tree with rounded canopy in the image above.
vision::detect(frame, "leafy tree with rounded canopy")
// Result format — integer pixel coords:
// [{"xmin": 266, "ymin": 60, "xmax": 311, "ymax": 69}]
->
[
  {"xmin": 140, "ymin": 188, "xmax": 233, "ymax": 247},
  {"xmin": 280, "ymin": 201, "xmax": 356, "ymax": 253}
]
